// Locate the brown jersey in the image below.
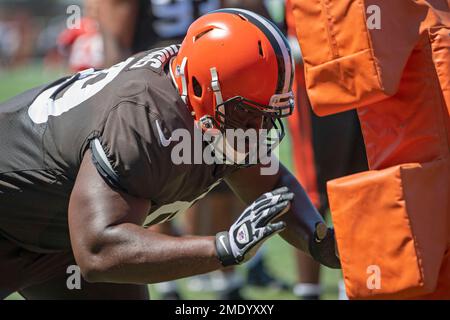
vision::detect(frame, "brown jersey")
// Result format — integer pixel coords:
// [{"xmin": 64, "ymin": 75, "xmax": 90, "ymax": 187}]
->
[{"xmin": 0, "ymin": 45, "xmax": 236, "ymax": 253}]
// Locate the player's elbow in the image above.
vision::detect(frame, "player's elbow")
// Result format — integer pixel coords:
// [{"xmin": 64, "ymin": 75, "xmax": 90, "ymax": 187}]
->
[
  {"xmin": 77, "ymin": 251, "xmax": 113, "ymax": 283},
  {"xmin": 73, "ymin": 240, "xmax": 117, "ymax": 283}
]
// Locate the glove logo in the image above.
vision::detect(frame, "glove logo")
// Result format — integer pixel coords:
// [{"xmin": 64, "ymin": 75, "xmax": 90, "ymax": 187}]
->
[
  {"xmin": 218, "ymin": 235, "xmax": 230, "ymax": 254},
  {"xmin": 236, "ymin": 224, "xmax": 249, "ymax": 244}
]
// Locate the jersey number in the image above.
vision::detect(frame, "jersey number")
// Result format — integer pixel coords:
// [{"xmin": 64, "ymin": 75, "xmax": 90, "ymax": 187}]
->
[
  {"xmin": 144, "ymin": 180, "xmax": 221, "ymax": 226},
  {"xmin": 28, "ymin": 57, "xmax": 134, "ymax": 124}
]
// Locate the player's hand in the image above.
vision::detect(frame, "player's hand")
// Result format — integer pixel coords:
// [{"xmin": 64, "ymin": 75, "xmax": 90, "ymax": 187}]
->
[
  {"xmin": 215, "ymin": 187, "xmax": 293, "ymax": 267},
  {"xmin": 309, "ymin": 223, "xmax": 341, "ymax": 269}
]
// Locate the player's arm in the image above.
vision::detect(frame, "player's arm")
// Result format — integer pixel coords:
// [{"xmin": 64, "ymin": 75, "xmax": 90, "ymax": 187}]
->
[
  {"xmin": 97, "ymin": 0, "xmax": 139, "ymax": 67},
  {"xmin": 225, "ymin": 158, "xmax": 341, "ymax": 269},
  {"xmin": 68, "ymin": 150, "xmax": 289, "ymax": 283},
  {"xmin": 69, "ymin": 150, "xmax": 222, "ymax": 284}
]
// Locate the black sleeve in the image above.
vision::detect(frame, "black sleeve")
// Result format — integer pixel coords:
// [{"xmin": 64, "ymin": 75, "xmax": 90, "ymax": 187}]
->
[
  {"xmin": 89, "ymin": 102, "xmax": 158, "ymax": 199},
  {"xmin": 90, "ymin": 138, "xmax": 124, "ymax": 192}
]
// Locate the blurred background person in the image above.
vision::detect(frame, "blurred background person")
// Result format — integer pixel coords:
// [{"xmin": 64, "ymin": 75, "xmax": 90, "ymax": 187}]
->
[
  {"xmin": 57, "ymin": 0, "xmax": 103, "ymax": 71},
  {"xmin": 98, "ymin": 0, "xmax": 271, "ymax": 68},
  {"xmin": 0, "ymin": 0, "xmax": 76, "ymax": 70},
  {"xmin": 0, "ymin": 17, "xmax": 21, "ymax": 69},
  {"xmin": 0, "ymin": 2, "xmax": 34, "ymax": 68}
]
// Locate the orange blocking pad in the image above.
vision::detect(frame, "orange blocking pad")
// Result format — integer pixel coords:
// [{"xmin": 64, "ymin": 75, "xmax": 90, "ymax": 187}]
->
[
  {"xmin": 327, "ymin": 160, "xmax": 449, "ymax": 299},
  {"xmin": 291, "ymin": 0, "xmax": 450, "ymax": 299},
  {"xmin": 291, "ymin": 0, "xmax": 449, "ymax": 117}
]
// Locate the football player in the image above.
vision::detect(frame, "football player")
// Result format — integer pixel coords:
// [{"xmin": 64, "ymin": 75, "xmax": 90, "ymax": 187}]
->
[
  {"xmin": 0, "ymin": 10, "xmax": 339, "ymax": 299},
  {"xmin": 96, "ymin": 0, "xmax": 278, "ymax": 300}
]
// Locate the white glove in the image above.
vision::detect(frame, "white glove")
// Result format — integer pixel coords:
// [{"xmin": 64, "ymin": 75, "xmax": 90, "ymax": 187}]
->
[{"xmin": 215, "ymin": 187, "xmax": 293, "ymax": 266}]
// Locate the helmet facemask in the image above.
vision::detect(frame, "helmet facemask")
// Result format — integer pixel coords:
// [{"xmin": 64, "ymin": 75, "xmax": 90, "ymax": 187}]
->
[{"xmin": 201, "ymin": 90, "xmax": 294, "ymax": 167}]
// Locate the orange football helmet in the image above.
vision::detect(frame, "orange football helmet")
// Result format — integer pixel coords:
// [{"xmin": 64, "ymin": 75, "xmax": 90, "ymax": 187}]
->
[{"xmin": 170, "ymin": 8, "xmax": 295, "ymax": 142}]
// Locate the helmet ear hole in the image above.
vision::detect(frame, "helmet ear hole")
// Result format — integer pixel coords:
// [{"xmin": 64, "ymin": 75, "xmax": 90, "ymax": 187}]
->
[
  {"xmin": 258, "ymin": 40, "xmax": 264, "ymax": 58},
  {"xmin": 194, "ymin": 28, "xmax": 214, "ymax": 42},
  {"xmin": 238, "ymin": 14, "xmax": 248, "ymax": 21},
  {"xmin": 192, "ymin": 77, "xmax": 202, "ymax": 97}
]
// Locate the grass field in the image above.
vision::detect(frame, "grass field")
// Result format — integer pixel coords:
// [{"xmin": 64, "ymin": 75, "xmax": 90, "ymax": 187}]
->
[{"xmin": 0, "ymin": 63, "xmax": 342, "ymax": 300}]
